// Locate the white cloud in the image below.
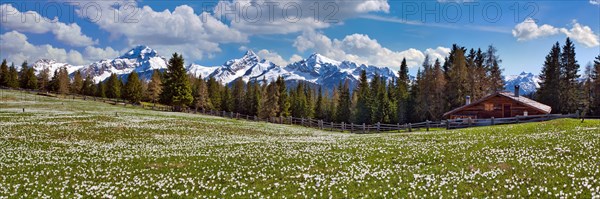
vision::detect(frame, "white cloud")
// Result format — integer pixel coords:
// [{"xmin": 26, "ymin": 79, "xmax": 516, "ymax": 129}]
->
[
  {"xmin": 425, "ymin": 47, "xmax": 451, "ymax": 62},
  {"xmin": 0, "ymin": 4, "xmax": 98, "ymax": 47},
  {"xmin": 590, "ymin": 0, "xmax": 599, "ymax": 5},
  {"xmin": 256, "ymin": 49, "xmax": 302, "ymax": 66},
  {"xmin": 214, "ymin": 0, "xmax": 389, "ymax": 35},
  {"xmin": 65, "ymin": 2, "xmax": 247, "ymax": 62},
  {"xmin": 293, "ymin": 30, "xmax": 446, "ymax": 68},
  {"xmin": 512, "ymin": 18, "xmax": 599, "ymax": 47},
  {"xmin": 83, "ymin": 46, "xmax": 120, "ymax": 61},
  {"xmin": 512, "ymin": 18, "xmax": 560, "ymax": 41},
  {"xmin": 0, "ymin": 31, "xmax": 87, "ymax": 65},
  {"xmin": 559, "ymin": 20, "xmax": 599, "ymax": 48}
]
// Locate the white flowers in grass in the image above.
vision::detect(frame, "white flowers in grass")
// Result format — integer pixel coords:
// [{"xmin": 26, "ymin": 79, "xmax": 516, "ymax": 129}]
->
[{"xmin": 0, "ymin": 90, "xmax": 599, "ymax": 197}]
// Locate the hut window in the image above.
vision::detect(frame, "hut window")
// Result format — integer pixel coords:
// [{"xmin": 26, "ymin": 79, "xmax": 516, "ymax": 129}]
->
[{"xmin": 484, "ymin": 103, "xmax": 494, "ymax": 111}]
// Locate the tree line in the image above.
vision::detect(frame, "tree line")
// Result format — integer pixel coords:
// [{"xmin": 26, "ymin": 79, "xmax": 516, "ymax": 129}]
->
[{"xmin": 2, "ymin": 39, "xmax": 599, "ymax": 123}]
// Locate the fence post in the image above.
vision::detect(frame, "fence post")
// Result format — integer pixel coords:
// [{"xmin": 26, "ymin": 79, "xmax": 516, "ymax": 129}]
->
[
  {"xmin": 377, "ymin": 122, "xmax": 380, "ymax": 132},
  {"xmin": 254, "ymin": 116, "xmax": 257, "ymax": 121},
  {"xmin": 350, "ymin": 123, "xmax": 354, "ymax": 133},
  {"xmin": 362, "ymin": 123, "xmax": 366, "ymax": 134},
  {"xmin": 280, "ymin": 116, "xmax": 283, "ymax": 124},
  {"xmin": 408, "ymin": 123, "xmax": 412, "ymax": 132},
  {"xmin": 426, "ymin": 120, "xmax": 430, "ymax": 131},
  {"xmin": 319, "ymin": 120, "xmax": 323, "ymax": 129},
  {"xmin": 342, "ymin": 122, "xmax": 345, "ymax": 132},
  {"xmin": 515, "ymin": 116, "xmax": 520, "ymax": 123},
  {"xmin": 446, "ymin": 120, "xmax": 450, "ymax": 130},
  {"xmin": 491, "ymin": 117, "xmax": 495, "ymax": 125},
  {"xmin": 301, "ymin": 118, "xmax": 304, "ymax": 126},
  {"xmin": 397, "ymin": 123, "xmax": 400, "ymax": 133}
]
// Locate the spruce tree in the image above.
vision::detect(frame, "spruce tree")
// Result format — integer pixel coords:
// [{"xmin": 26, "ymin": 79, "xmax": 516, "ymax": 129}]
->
[
  {"xmin": 559, "ymin": 38, "xmax": 580, "ymax": 114},
  {"xmin": 276, "ymin": 76, "xmax": 290, "ymax": 117},
  {"xmin": 38, "ymin": 68, "xmax": 50, "ymax": 91},
  {"xmin": 161, "ymin": 53, "xmax": 193, "ymax": 109},
  {"xmin": 221, "ymin": 85, "xmax": 232, "ymax": 112},
  {"xmin": 259, "ymin": 82, "xmax": 280, "ymax": 119},
  {"xmin": 124, "ymin": 71, "xmax": 143, "ymax": 104},
  {"xmin": 57, "ymin": 67, "xmax": 70, "ymax": 95},
  {"xmin": 194, "ymin": 77, "xmax": 212, "ymax": 111},
  {"xmin": 71, "ymin": 71, "xmax": 84, "ymax": 94},
  {"xmin": 7, "ymin": 64, "xmax": 19, "ymax": 88},
  {"xmin": 355, "ymin": 70, "xmax": 372, "ymax": 124},
  {"xmin": 19, "ymin": 61, "xmax": 29, "ymax": 89},
  {"xmin": 207, "ymin": 77, "xmax": 222, "ymax": 110},
  {"xmin": 591, "ymin": 55, "xmax": 600, "ymax": 116},
  {"xmin": 106, "ymin": 73, "xmax": 121, "ymax": 99},
  {"xmin": 315, "ymin": 87, "xmax": 325, "ymax": 120},
  {"xmin": 446, "ymin": 46, "xmax": 469, "ymax": 109},
  {"xmin": 397, "ymin": 58, "xmax": 410, "ymax": 123},
  {"xmin": 485, "ymin": 45, "xmax": 504, "ymax": 93},
  {"xmin": 336, "ymin": 81, "xmax": 352, "ymax": 123},
  {"xmin": 82, "ymin": 75, "xmax": 95, "ymax": 96},
  {"xmin": 96, "ymin": 81, "xmax": 107, "ymax": 98},
  {"xmin": 0, "ymin": 59, "xmax": 8, "ymax": 87},
  {"xmin": 232, "ymin": 79, "xmax": 246, "ymax": 113},
  {"xmin": 24, "ymin": 66, "xmax": 37, "ymax": 90},
  {"xmin": 431, "ymin": 59, "xmax": 447, "ymax": 120},
  {"xmin": 537, "ymin": 42, "xmax": 562, "ymax": 113},
  {"xmin": 147, "ymin": 70, "xmax": 162, "ymax": 105}
]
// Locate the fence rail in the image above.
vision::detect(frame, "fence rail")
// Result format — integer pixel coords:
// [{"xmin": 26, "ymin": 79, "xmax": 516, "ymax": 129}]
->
[{"xmin": 1, "ymin": 88, "xmax": 582, "ymax": 134}]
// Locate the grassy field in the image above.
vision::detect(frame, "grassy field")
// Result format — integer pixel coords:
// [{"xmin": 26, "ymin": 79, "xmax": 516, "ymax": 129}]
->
[{"xmin": 1, "ymin": 89, "xmax": 599, "ymax": 198}]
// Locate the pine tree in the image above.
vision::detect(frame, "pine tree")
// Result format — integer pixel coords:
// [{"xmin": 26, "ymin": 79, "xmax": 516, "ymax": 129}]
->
[
  {"xmin": 71, "ymin": 71, "xmax": 84, "ymax": 94},
  {"xmin": 147, "ymin": 70, "xmax": 162, "ymax": 105},
  {"xmin": 397, "ymin": 58, "xmax": 410, "ymax": 124},
  {"xmin": 106, "ymin": 73, "xmax": 121, "ymax": 99},
  {"xmin": 559, "ymin": 38, "xmax": 580, "ymax": 114},
  {"xmin": 38, "ymin": 68, "xmax": 50, "ymax": 91},
  {"xmin": 355, "ymin": 70, "xmax": 372, "ymax": 124},
  {"xmin": 291, "ymin": 83, "xmax": 309, "ymax": 118},
  {"xmin": 537, "ymin": 42, "xmax": 562, "ymax": 113},
  {"xmin": 485, "ymin": 45, "xmax": 504, "ymax": 93},
  {"xmin": 0, "ymin": 59, "xmax": 8, "ymax": 87},
  {"xmin": 194, "ymin": 77, "xmax": 213, "ymax": 110},
  {"xmin": 124, "ymin": 71, "xmax": 143, "ymax": 104},
  {"xmin": 7, "ymin": 64, "xmax": 19, "ymax": 88},
  {"xmin": 327, "ymin": 87, "xmax": 339, "ymax": 122},
  {"xmin": 160, "ymin": 53, "xmax": 193, "ymax": 109},
  {"xmin": 336, "ymin": 81, "xmax": 352, "ymax": 123}
]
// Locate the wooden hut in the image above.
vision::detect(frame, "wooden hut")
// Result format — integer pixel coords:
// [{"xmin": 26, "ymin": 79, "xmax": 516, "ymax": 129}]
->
[{"xmin": 443, "ymin": 86, "xmax": 552, "ymax": 119}]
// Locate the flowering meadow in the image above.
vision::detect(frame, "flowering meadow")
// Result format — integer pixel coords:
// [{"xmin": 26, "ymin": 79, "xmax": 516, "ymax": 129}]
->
[{"xmin": 1, "ymin": 90, "xmax": 599, "ymax": 198}]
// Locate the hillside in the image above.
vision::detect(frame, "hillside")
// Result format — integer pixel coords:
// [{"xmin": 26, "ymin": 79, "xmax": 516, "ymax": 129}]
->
[{"xmin": 1, "ymin": 89, "xmax": 599, "ymax": 197}]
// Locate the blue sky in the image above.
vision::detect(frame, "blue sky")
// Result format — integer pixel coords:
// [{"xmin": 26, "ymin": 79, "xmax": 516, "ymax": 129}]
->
[{"xmin": 1, "ymin": 0, "xmax": 598, "ymax": 76}]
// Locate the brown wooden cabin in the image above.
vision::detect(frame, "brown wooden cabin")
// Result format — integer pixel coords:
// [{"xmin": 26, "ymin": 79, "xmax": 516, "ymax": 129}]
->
[{"xmin": 443, "ymin": 86, "xmax": 552, "ymax": 119}]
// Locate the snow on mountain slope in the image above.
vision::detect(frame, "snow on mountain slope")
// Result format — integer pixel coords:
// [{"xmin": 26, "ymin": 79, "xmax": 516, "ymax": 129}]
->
[
  {"xmin": 504, "ymin": 72, "xmax": 540, "ymax": 94},
  {"xmin": 30, "ymin": 59, "xmax": 85, "ymax": 77},
  {"xmin": 186, "ymin": 64, "xmax": 218, "ymax": 78},
  {"xmin": 80, "ymin": 45, "xmax": 168, "ymax": 83}
]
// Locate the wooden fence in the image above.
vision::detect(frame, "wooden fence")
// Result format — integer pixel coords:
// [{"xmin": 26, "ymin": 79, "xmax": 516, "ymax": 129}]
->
[{"xmin": 1, "ymin": 88, "xmax": 580, "ymax": 134}]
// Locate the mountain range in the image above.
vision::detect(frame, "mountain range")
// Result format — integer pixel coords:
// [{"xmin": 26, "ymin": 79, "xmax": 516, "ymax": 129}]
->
[{"xmin": 30, "ymin": 45, "xmax": 542, "ymax": 93}]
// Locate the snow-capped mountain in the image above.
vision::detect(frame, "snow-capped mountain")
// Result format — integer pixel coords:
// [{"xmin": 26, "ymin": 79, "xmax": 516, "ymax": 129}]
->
[
  {"xmin": 27, "ymin": 46, "xmax": 402, "ymax": 89},
  {"xmin": 504, "ymin": 72, "xmax": 540, "ymax": 94},
  {"xmin": 80, "ymin": 45, "xmax": 168, "ymax": 83},
  {"xmin": 30, "ymin": 59, "xmax": 85, "ymax": 77}
]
